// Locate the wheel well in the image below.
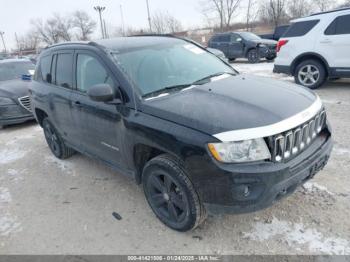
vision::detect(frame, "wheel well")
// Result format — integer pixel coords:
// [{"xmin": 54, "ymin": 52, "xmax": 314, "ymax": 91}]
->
[
  {"xmin": 245, "ymin": 47, "xmax": 257, "ymax": 57},
  {"xmin": 291, "ymin": 54, "xmax": 329, "ymax": 76},
  {"xmin": 34, "ymin": 108, "xmax": 48, "ymax": 127},
  {"xmin": 133, "ymin": 144, "xmax": 165, "ymax": 184}
]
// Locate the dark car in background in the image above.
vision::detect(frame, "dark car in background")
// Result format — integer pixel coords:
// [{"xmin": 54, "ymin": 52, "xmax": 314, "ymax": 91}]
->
[
  {"xmin": 0, "ymin": 59, "xmax": 35, "ymax": 128},
  {"xmin": 260, "ymin": 25, "xmax": 290, "ymax": 41},
  {"xmin": 208, "ymin": 32, "xmax": 277, "ymax": 63},
  {"xmin": 31, "ymin": 37, "xmax": 332, "ymax": 232}
]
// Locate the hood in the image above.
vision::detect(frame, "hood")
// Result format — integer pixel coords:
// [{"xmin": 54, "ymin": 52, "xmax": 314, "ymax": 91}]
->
[
  {"xmin": 140, "ymin": 75, "xmax": 318, "ymax": 137},
  {"xmin": 252, "ymin": 39, "xmax": 277, "ymax": 45},
  {"xmin": 0, "ymin": 79, "xmax": 31, "ymax": 100}
]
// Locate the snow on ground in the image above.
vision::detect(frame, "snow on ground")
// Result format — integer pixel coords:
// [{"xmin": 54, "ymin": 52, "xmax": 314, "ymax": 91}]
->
[
  {"xmin": 243, "ymin": 217, "xmax": 350, "ymax": 255},
  {"xmin": 231, "ymin": 60, "xmax": 293, "ymax": 82}
]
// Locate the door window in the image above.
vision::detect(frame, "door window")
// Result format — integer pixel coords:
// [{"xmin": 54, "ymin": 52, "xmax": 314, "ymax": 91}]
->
[
  {"xmin": 325, "ymin": 15, "xmax": 350, "ymax": 35},
  {"xmin": 76, "ymin": 54, "xmax": 113, "ymax": 93},
  {"xmin": 230, "ymin": 34, "xmax": 241, "ymax": 43},
  {"xmin": 55, "ymin": 53, "xmax": 73, "ymax": 88}
]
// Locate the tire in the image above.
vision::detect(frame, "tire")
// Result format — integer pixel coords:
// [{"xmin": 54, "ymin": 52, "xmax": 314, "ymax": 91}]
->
[
  {"xmin": 294, "ymin": 59, "xmax": 327, "ymax": 89},
  {"xmin": 142, "ymin": 154, "xmax": 206, "ymax": 232},
  {"xmin": 266, "ymin": 56, "xmax": 276, "ymax": 61},
  {"xmin": 42, "ymin": 118, "xmax": 75, "ymax": 159},
  {"xmin": 247, "ymin": 49, "xmax": 260, "ymax": 63}
]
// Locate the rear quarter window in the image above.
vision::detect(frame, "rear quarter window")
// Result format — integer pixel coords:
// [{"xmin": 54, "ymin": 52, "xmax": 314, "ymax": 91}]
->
[
  {"xmin": 211, "ymin": 34, "xmax": 230, "ymax": 42},
  {"xmin": 284, "ymin": 20, "xmax": 319, "ymax": 37},
  {"xmin": 39, "ymin": 55, "xmax": 52, "ymax": 83},
  {"xmin": 325, "ymin": 14, "xmax": 350, "ymax": 35}
]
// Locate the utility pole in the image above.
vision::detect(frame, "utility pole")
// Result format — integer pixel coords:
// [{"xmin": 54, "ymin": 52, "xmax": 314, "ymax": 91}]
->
[
  {"xmin": 146, "ymin": 0, "xmax": 152, "ymax": 32},
  {"xmin": 0, "ymin": 31, "xmax": 7, "ymax": 53},
  {"xmin": 94, "ymin": 6, "xmax": 106, "ymax": 39},
  {"xmin": 120, "ymin": 4, "xmax": 125, "ymax": 36}
]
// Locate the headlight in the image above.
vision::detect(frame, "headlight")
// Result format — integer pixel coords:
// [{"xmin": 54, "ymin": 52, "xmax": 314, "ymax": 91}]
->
[
  {"xmin": 208, "ymin": 138, "xmax": 271, "ymax": 163},
  {"xmin": 259, "ymin": 44, "xmax": 267, "ymax": 48},
  {"xmin": 0, "ymin": 97, "xmax": 15, "ymax": 106}
]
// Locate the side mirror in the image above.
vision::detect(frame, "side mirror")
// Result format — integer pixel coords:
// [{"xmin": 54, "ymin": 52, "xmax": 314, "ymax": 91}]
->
[{"xmin": 87, "ymin": 84, "xmax": 116, "ymax": 102}]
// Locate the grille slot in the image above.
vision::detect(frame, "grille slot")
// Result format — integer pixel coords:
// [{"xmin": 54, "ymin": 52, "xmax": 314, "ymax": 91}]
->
[
  {"xmin": 272, "ymin": 110, "xmax": 326, "ymax": 162},
  {"xmin": 18, "ymin": 96, "xmax": 32, "ymax": 112}
]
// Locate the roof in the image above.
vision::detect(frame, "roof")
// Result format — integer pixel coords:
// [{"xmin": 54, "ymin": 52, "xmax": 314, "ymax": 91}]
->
[
  {"xmin": 309, "ymin": 7, "xmax": 350, "ymax": 17},
  {"xmin": 42, "ymin": 36, "xmax": 187, "ymax": 53},
  {"xmin": 95, "ymin": 36, "xmax": 186, "ymax": 52}
]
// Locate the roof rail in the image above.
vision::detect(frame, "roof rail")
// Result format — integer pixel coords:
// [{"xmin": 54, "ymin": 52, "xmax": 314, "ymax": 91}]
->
[
  {"xmin": 44, "ymin": 41, "xmax": 90, "ymax": 49},
  {"xmin": 309, "ymin": 7, "xmax": 350, "ymax": 16},
  {"xmin": 129, "ymin": 33, "xmax": 175, "ymax": 37}
]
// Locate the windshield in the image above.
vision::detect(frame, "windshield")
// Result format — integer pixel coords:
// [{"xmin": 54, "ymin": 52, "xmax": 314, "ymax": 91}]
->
[
  {"xmin": 0, "ymin": 61, "xmax": 35, "ymax": 81},
  {"xmin": 239, "ymin": 32, "xmax": 261, "ymax": 41},
  {"xmin": 112, "ymin": 41, "xmax": 235, "ymax": 96}
]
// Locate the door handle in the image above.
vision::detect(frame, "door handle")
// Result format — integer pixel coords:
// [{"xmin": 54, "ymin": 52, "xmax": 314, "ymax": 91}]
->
[
  {"xmin": 320, "ymin": 39, "xmax": 332, "ymax": 44},
  {"xmin": 73, "ymin": 101, "xmax": 82, "ymax": 107}
]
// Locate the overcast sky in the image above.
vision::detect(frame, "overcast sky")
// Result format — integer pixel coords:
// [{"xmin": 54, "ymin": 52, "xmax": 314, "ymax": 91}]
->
[{"xmin": 0, "ymin": 0, "xmax": 206, "ymax": 50}]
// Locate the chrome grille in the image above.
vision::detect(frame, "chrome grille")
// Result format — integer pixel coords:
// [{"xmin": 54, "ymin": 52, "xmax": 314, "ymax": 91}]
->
[
  {"xmin": 18, "ymin": 96, "xmax": 32, "ymax": 112},
  {"xmin": 272, "ymin": 110, "xmax": 326, "ymax": 162}
]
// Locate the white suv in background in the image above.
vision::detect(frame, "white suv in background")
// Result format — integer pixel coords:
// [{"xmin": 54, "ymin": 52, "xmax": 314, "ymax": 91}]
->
[{"xmin": 274, "ymin": 8, "xmax": 350, "ymax": 89}]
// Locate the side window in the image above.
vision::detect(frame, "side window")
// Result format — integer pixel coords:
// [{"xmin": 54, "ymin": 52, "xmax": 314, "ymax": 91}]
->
[
  {"xmin": 40, "ymin": 55, "xmax": 52, "ymax": 83},
  {"xmin": 231, "ymin": 34, "xmax": 241, "ymax": 43},
  {"xmin": 325, "ymin": 15, "xmax": 350, "ymax": 35},
  {"xmin": 76, "ymin": 54, "xmax": 113, "ymax": 93},
  {"xmin": 284, "ymin": 20, "xmax": 319, "ymax": 37},
  {"xmin": 220, "ymin": 35, "xmax": 230, "ymax": 42},
  {"xmin": 55, "ymin": 53, "xmax": 73, "ymax": 88}
]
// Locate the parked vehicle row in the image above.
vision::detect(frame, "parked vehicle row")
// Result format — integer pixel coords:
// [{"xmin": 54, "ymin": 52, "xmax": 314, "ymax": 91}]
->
[{"xmin": 29, "ymin": 36, "xmax": 332, "ymax": 232}]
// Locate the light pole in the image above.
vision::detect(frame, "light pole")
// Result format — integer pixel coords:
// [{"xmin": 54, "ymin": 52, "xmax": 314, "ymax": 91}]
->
[
  {"xmin": 146, "ymin": 0, "xmax": 152, "ymax": 32},
  {"xmin": 94, "ymin": 6, "xmax": 106, "ymax": 39},
  {"xmin": 0, "ymin": 31, "xmax": 7, "ymax": 54}
]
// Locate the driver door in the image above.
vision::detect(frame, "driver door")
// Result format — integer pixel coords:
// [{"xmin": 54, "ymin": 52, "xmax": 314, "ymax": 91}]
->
[
  {"xmin": 70, "ymin": 51, "xmax": 125, "ymax": 167},
  {"xmin": 228, "ymin": 34, "xmax": 245, "ymax": 58}
]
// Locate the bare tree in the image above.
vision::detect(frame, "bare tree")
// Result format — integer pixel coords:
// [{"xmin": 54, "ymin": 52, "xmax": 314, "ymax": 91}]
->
[
  {"xmin": 245, "ymin": 0, "xmax": 259, "ymax": 31},
  {"xmin": 31, "ymin": 14, "xmax": 73, "ymax": 44},
  {"xmin": 288, "ymin": 0, "xmax": 313, "ymax": 18},
  {"xmin": 202, "ymin": 0, "xmax": 241, "ymax": 30},
  {"xmin": 18, "ymin": 30, "xmax": 40, "ymax": 50},
  {"xmin": 72, "ymin": 11, "xmax": 96, "ymax": 41},
  {"xmin": 338, "ymin": 0, "xmax": 350, "ymax": 8},
  {"xmin": 260, "ymin": 0, "xmax": 289, "ymax": 27},
  {"xmin": 314, "ymin": 0, "xmax": 335, "ymax": 12},
  {"xmin": 151, "ymin": 11, "xmax": 182, "ymax": 34}
]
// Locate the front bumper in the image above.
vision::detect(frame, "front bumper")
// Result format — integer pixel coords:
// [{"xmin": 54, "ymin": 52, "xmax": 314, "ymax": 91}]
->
[
  {"xmin": 0, "ymin": 104, "xmax": 34, "ymax": 126},
  {"xmin": 194, "ymin": 131, "xmax": 332, "ymax": 215},
  {"xmin": 259, "ymin": 47, "xmax": 276, "ymax": 58}
]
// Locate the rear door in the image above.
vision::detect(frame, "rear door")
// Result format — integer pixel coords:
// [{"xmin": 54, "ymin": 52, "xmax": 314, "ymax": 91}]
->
[
  {"xmin": 209, "ymin": 35, "xmax": 230, "ymax": 57},
  {"xmin": 48, "ymin": 51, "xmax": 76, "ymax": 144},
  {"xmin": 70, "ymin": 50, "xmax": 125, "ymax": 167},
  {"xmin": 321, "ymin": 14, "xmax": 350, "ymax": 70}
]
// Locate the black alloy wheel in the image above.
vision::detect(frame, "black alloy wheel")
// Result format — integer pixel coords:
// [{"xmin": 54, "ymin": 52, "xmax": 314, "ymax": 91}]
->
[
  {"xmin": 42, "ymin": 118, "xmax": 75, "ymax": 159},
  {"xmin": 143, "ymin": 154, "xmax": 206, "ymax": 232}
]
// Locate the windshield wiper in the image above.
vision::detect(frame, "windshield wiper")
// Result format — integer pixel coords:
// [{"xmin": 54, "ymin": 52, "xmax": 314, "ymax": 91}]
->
[
  {"xmin": 143, "ymin": 84, "xmax": 193, "ymax": 99},
  {"xmin": 143, "ymin": 72, "xmax": 235, "ymax": 99},
  {"xmin": 191, "ymin": 72, "xmax": 235, "ymax": 85}
]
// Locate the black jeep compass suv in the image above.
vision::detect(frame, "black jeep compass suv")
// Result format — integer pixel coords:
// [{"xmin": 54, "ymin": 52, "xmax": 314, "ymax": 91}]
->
[{"xmin": 30, "ymin": 36, "xmax": 332, "ymax": 232}]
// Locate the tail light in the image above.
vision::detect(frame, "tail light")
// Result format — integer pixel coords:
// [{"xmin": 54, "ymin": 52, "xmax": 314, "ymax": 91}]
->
[{"xmin": 276, "ymin": 39, "xmax": 289, "ymax": 52}]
